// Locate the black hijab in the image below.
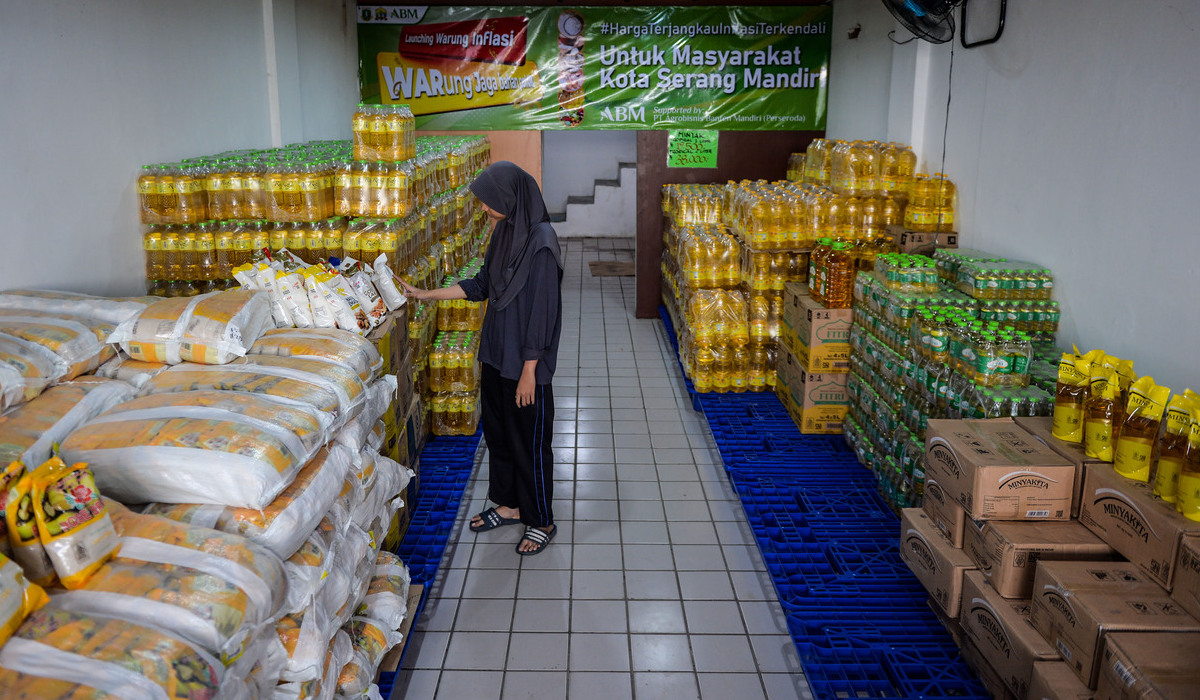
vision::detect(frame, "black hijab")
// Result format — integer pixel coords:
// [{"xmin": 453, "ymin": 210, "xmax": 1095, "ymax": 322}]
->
[{"xmin": 469, "ymin": 161, "xmax": 563, "ymax": 310}]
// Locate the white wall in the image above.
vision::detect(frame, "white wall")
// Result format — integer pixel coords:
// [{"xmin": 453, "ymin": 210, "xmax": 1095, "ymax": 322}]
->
[
  {"xmin": 825, "ymin": 0, "xmax": 896, "ymax": 141},
  {"xmin": 0, "ymin": 0, "xmax": 357, "ymax": 296},
  {"xmin": 542, "ymin": 131, "xmax": 637, "ymax": 215},
  {"xmin": 836, "ymin": 0, "xmax": 1200, "ymax": 390}
]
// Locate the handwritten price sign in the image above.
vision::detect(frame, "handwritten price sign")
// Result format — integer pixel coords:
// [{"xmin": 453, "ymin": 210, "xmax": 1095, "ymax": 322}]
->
[{"xmin": 667, "ymin": 130, "xmax": 719, "ymax": 168}]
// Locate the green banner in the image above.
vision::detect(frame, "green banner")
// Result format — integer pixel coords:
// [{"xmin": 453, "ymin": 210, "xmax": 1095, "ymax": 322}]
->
[{"xmin": 357, "ymin": 4, "xmax": 831, "ymax": 130}]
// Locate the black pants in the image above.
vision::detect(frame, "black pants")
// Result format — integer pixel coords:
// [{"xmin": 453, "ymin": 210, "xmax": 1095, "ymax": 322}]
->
[{"xmin": 480, "ymin": 362, "xmax": 555, "ymax": 527}]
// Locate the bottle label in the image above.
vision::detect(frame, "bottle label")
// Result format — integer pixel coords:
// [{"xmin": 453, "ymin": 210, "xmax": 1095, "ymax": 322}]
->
[
  {"xmin": 1052, "ymin": 404, "xmax": 1084, "ymax": 442},
  {"xmin": 1084, "ymin": 418, "xmax": 1114, "ymax": 461},
  {"xmin": 1113, "ymin": 436, "xmax": 1154, "ymax": 482},
  {"xmin": 1154, "ymin": 456, "xmax": 1183, "ymax": 502},
  {"xmin": 137, "ymin": 180, "xmax": 156, "ymax": 195},
  {"xmin": 1177, "ymin": 474, "xmax": 1200, "ymax": 520},
  {"xmin": 143, "ymin": 237, "xmax": 161, "ymax": 251},
  {"xmin": 1010, "ymin": 355, "xmax": 1029, "ymax": 374}
]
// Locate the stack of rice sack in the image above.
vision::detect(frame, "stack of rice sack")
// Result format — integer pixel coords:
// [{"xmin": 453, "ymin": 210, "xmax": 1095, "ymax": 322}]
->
[
  {"xmin": 0, "ymin": 290, "xmax": 153, "ymax": 411},
  {"xmin": 0, "ymin": 289, "xmax": 413, "ymax": 699}
]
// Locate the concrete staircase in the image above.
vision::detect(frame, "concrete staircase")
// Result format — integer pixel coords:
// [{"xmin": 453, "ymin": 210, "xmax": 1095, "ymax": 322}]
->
[{"xmin": 551, "ymin": 162, "xmax": 637, "ymax": 238}]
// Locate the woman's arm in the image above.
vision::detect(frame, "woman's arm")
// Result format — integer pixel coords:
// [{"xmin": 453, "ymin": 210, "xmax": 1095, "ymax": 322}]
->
[{"xmin": 398, "ymin": 279, "xmax": 467, "ymax": 302}]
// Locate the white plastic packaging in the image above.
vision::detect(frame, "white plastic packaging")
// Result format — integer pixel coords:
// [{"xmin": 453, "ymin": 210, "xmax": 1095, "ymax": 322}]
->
[
  {"xmin": 357, "ymin": 551, "xmax": 411, "ymax": 630},
  {"xmin": 0, "ymin": 289, "xmax": 152, "ymax": 325},
  {"xmin": 370, "ymin": 254, "xmax": 406, "ymax": 312},
  {"xmin": 107, "ymin": 290, "xmax": 274, "ymax": 365},
  {"xmin": 59, "ymin": 390, "xmax": 331, "ymax": 509},
  {"xmin": 143, "ymin": 444, "xmax": 354, "ymax": 561},
  {"xmin": 0, "ymin": 377, "xmax": 135, "ymax": 470},
  {"xmin": 248, "ymin": 328, "xmax": 383, "ymax": 382}
]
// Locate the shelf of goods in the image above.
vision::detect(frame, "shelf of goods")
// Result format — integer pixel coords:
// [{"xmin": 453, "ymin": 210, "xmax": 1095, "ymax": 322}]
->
[{"xmin": 844, "ymin": 247, "xmax": 1064, "ymax": 513}]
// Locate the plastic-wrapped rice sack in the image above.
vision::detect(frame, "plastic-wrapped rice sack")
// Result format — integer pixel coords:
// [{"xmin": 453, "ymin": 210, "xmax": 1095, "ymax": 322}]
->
[
  {"xmin": 0, "ymin": 607, "xmax": 250, "ymax": 700},
  {"xmin": 351, "ymin": 455, "xmax": 410, "ymax": 532},
  {"xmin": 50, "ymin": 504, "xmax": 287, "ymax": 661},
  {"xmin": 277, "ymin": 597, "xmax": 339, "ymax": 683},
  {"xmin": 0, "ymin": 378, "xmax": 134, "ymax": 471},
  {"xmin": 0, "ymin": 553, "xmax": 47, "ymax": 648},
  {"xmin": 143, "ymin": 354, "xmax": 367, "ymax": 428},
  {"xmin": 0, "ymin": 333, "xmax": 67, "ymax": 410},
  {"xmin": 0, "ymin": 311, "xmax": 116, "ymax": 381},
  {"xmin": 358, "ymin": 551, "xmax": 411, "ymax": 630},
  {"xmin": 283, "ymin": 517, "xmax": 340, "ymax": 615},
  {"xmin": 274, "ymin": 629, "xmax": 352, "ymax": 700},
  {"xmin": 108, "ymin": 290, "xmax": 273, "ymax": 365},
  {"xmin": 95, "ymin": 352, "xmax": 171, "ymax": 389},
  {"xmin": 333, "ymin": 557, "xmax": 375, "ymax": 628},
  {"xmin": 143, "ymin": 444, "xmax": 354, "ymax": 560},
  {"xmin": 59, "ymin": 390, "xmax": 330, "ymax": 509},
  {"xmin": 0, "ymin": 290, "xmax": 154, "ymax": 326},
  {"xmin": 249, "ymin": 328, "xmax": 383, "ymax": 383},
  {"xmin": 336, "ymin": 616, "xmax": 403, "ymax": 697},
  {"xmin": 240, "ymin": 626, "xmax": 289, "ymax": 698}
]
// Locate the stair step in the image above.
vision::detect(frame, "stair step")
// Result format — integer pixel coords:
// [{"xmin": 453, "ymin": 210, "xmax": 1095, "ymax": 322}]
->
[
  {"xmin": 618, "ymin": 161, "xmax": 637, "ymax": 170},
  {"xmin": 549, "ymin": 212, "xmax": 567, "ymax": 223},
  {"xmin": 567, "ymin": 194, "xmax": 594, "ymax": 206},
  {"xmin": 594, "ymin": 178, "xmax": 621, "ymax": 188}
]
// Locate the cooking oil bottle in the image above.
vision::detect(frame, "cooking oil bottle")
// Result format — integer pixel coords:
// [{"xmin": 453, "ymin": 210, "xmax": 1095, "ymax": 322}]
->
[
  {"xmin": 143, "ymin": 226, "xmax": 168, "ymax": 296},
  {"xmin": 1114, "ymin": 376, "xmax": 1172, "ymax": 482},
  {"xmin": 1175, "ymin": 407, "xmax": 1200, "ymax": 521},
  {"xmin": 1083, "ymin": 366, "xmax": 1118, "ymax": 462},
  {"xmin": 1154, "ymin": 392, "xmax": 1197, "ymax": 502},
  {"xmin": 825, "ymin": 242, "xmax": 854, "ymax": 309},
  {"xmin": 1052, "ymin": 353, "xmax": 1091, "ymax": 443}
]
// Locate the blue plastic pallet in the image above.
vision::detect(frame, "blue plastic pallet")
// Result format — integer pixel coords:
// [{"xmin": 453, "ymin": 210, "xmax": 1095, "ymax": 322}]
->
[{"xmin": 657, "ymin": 307, "xmax": 987, "ymax": 700}]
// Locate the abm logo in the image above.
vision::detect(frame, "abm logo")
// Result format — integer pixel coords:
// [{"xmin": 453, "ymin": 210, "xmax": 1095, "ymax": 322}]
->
[{"xmin": 600, "ymin": 105, "xmax": 646, "ymax": 122}]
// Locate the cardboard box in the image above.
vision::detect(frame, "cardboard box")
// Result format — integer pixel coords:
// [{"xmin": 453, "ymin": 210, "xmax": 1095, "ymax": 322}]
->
[
  {"xmin": 896, "ymin": 229, "xmax": 959, "ymax": 256},
  {"xmin": 925, "ymin": 419, "xmax": 1076, "ymax": 521},
  {"xmin": 929, "ymin": 599, "xmax": 966, "ymax": 648},
  {"xmin": 780, "ymin": 282, "xmax": 852, "ymax": 373},
  {"xmin": 963, "ymin": 518, "xmax": 1115, "ymax": 599},
  {"xmin": 1095, "ymin": 631, "xmax": 1200, "ymax": 700},
  {"xmin": 775, "ymin": 342, "xmax": 848, "ymax": 434},
  {"xmin": 899, "ymin": 508, "xmax": 976, "ymax": 617},
  {"xmin": 922, "ymin": 475, "xmax": 967, "ymax": 547},
  {"xmin": 1170, "ymin": 536, "xmax": 1200, "ymax": 621},
  {"xmin": 960, "ymin": 570, "xmax": 1060, "ymax": 697},
  {"xmin": 1078, "ymin": 464, "xmax": 1200, "ymax": 591},
  {"xmin": 1015, "ymin": 416, "xmax": 1103, "ymax": 518},
  {"xmin": 1028, "ymin": 660, "xmax": 1097, "ymax": 700},
  {"xmin": 959, "ymin": 636, "xmax": 1020, "ymax": 700},
  {"xmin": 1029, "ymin": 561, "xmax": 1200, "ymax": 688}
]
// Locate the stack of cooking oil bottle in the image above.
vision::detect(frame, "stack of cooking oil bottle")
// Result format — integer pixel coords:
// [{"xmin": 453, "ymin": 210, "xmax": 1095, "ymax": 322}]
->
[
  {"xmin": 138, "ymin": 110, "xmax": 489, "ymax": 297},
  {"xmin": 845, "ymin": 246, "xmax": 1065, "ymax": 513},
  {"xmin": 427, "ymin": 258, "xmax": 487, "ymax": 435}
]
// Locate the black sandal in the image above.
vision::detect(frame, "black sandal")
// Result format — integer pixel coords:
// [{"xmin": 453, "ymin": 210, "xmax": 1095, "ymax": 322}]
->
[
  {"xmin": 516, "ymin": 524, "xmax": 557, "ymax": 556},
  {"xmin": 469, "ymin": 507, "xmax": 521, "ymax": 533}
]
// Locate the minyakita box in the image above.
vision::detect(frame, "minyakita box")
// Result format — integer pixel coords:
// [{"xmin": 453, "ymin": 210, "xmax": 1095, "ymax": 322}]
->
[{"xmin": 925, "ymin": 419, "xmax": 1075, "ymax": 521}]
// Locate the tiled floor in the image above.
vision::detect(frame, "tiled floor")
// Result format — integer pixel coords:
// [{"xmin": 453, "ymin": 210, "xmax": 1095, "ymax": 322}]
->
[{"xmin": 394, "ymin": 238, "xmax": 813, "ymax": 700}]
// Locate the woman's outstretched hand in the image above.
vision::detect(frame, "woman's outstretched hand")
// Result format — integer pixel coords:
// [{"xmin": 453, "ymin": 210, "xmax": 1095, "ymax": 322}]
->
[{"xmin": 398, "ymin": 278, "xmax": 428, "ymax": 301}]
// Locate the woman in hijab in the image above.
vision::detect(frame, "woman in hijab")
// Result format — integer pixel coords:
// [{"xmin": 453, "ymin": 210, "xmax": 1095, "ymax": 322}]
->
[{"xmin": 400, "ymin": 161, "xmax": 563, "ymax": 555}]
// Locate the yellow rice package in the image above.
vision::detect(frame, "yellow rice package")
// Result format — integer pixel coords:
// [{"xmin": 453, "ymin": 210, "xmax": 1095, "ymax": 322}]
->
[
  {"xmin": 0, "ymin": 289, "xmax": 153, "ymax": 326},
  {"xmin": 144, "ymin": 353, "xmax": 367, "ymax": 427},
  {"xmin": 0, "ymin": 462, "xmax": 27, "ymax": 560},
  {"xmin": 109, "ymin": 502, "xmax": 286, "ymax": 616},
  {"xmin": 5, "ymin": 470, "xmax": 57, "ymax": 586},
  {"xmin": 357, "ymin": 551, "xmax": 411, "ymax": 630},
  {"xmin": 143, "ymin": 444, "xmax": 354, "ymax": 560},
  {"xmin": 1082, "ymin": 366, "xmax": 1119, "ymax": 462},
  {"xmin": 94, "ymin": 352, "xmax": 170, "ymax": 389},
  {"xmin": 59, "ymin": 389, "xmax": 329, "ymax": 509},
  {"xmin": 0, "ymin": 378, "xmax": 134, "ymax": 471},
  {"xmin": 1113, "ymin": 376, "xmax": 1173, "ymax": 482},
  {"xmin": 30, "ymin": 458, "xmax": 120, "ymax": 589},
  {"xmin": 0, "ymin": 607, "xmax": 248, "ymax": 700},
  {"xmin": 0, "ymin": 552, "xmax": 47, "ymax": 649},
  {"xmin": 107, "ymin": 289, "xmax": 273, "ymax": 365},
  {"xmin": 1052, "ymin": 352, "xmax": 1092, "ymax": 443},
  {"xmin": 248, "ymin": 327, "xmax": 383, "ymax": 382},
  {"xmin": 337, "ymin": 615, "xmax": 403, "ymax": 696}
]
